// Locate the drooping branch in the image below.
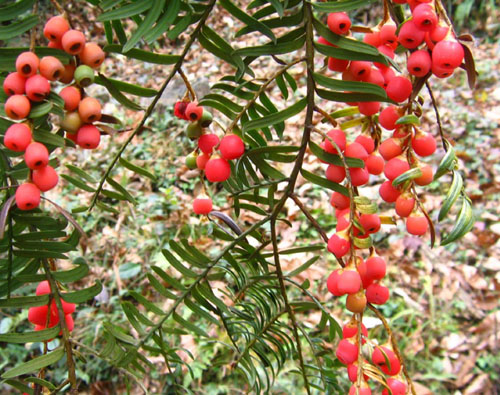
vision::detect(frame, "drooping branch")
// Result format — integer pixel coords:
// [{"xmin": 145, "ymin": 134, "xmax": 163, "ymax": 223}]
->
[{"xmin": 88, "ymin": 0, "xmax": 218, "ymax": 211}]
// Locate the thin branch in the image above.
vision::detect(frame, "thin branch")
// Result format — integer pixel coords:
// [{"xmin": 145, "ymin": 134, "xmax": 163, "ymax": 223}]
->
[
  {"xmin": 290, "ymin": 193, "xmax": 328, "ymax": 243},
  {"xmin": 29, "ymin": 1, "xmax": 39, "ymax": 52},
  {"xmin": 270, "ymin": 217, "xmax": 311, "ymax": 394},
  {"xmin": 88, "ymin": 0, "xmax": 218, "ymax": 211},
  {"xmin": 178, "ymin": 68, "xmax": 197, "ymax": 102},
  {"xmin": 425, "ymin": 81, "xmax": 447, "ymax": 151}
]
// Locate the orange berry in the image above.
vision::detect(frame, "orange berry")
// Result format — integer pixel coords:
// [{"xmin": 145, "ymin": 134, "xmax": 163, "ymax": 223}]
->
[
  {"xmin": 59, "ymin": 62, "xmax": 76, "ymax": 84},
  {"xmin": 79, "ymin": 43, "xmax": 105, "ymax": 68},
  {"xmin": 61, "ymin": 30, "xmax": 86, "ymax": 55},
  {"xmin": 39, "ymin": 56, "xmax": 65, "ymax": 81},
  {"xmin": 5, "ymin": 95, "xmax": 31, "ymax": 120},
  {"xmin": 78, "ymin": 97, "xmax": 101, "ymax": 123},
  {"xmin": 414, "ymin": 164, "xmax": 433, "ymax": 186},
  {"xmin": 59, "ymin": 86, "xmax": 81, "ymax": 111},
  {"xmin": 48, "ymin": 40, "xmax": 63, "ymax": 50},
  {"xmin": 43, "ymin": 16, "xmax": 70, "ymax": 42},
  {"xmin": 15, "ymin": 52, "xmax": 39, "ymax": 78},
  {"xmin": 60, "ymin": 112, "xmax": 83, "ymax": 134}
]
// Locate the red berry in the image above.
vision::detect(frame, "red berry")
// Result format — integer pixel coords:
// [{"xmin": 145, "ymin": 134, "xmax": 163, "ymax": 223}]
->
[
  {"xmin": 379, "ymin": 180, "xmax": 401, "ymax": 203},
  {"xmin": 32, "ymin": 165, "xmax": 59, "ymax": 192},
  {"xmin": 358, "ymin": 101, "xmax": 380, "ymax": 116},
  {"xmin": 349, "ymin": 167, "xmax": 370, "ymax": 187},
  {"xmin": 44, "ymin": 16, "xmax": 70, "ymax": 42},
  {"xmin": 363, "ymin": 31, "xmax": 382, "ymax": 47},
  {"xmin": 76, "ymin": 124, "xmax": 101, "ymax": 149},
  {"xmin": 323, "ymin": 128, "xmax": 346, "ymax": 154},
  {"xmin": 407, "ymin": 49, "xmax": 432, "ymax": 77},
  {"xmin": 15, "ymin": 183, "xmax": 41, "ymax": 211},
  {"xmin": 348, "ymin": 384, "xmax": 371, "ymax": 395},
  {"xmin": 39, "ymin": 56, "xmax": 65, "ymax": 81},
  {"xmin": 338, "ymin": 270, "xmax": 362, "ymax": 295},
  {"xmin": 345, "ymin": 142, "xmax": 369, "ymax": 161},
  {"xmin": 342, "ymin": 322, "xmax": 368, "ymax": 339},
  {"xmin": 36, "ymin": 280, "xmax": 51, "ymax": 295},
  {"xmin": 219, "ymin": 134, "xmax": 244, "ymax": 160},
  {"xmin": 15, "ymin": 52, "xmax": 39, "ymax": 78},
  {"xmin": 429, "ymin": 24, "xmax": 449, "ymax": 42},
  {"xmin": 359, "ymin": 214, "xmax": 381, "ymax": 234},
  {"xmin": 384, "ymin": 157, "xmax": 410, "ymax": 180},
  {"xmin": 336, "ymin": 339, "xmax": 359, "ymax": 365},
  {"xmin": 412, "ymin": 132, "xmax": 436, "ymax": 156},
  {"xmin": 327, "ymin": 12, "xmax": 351, "ymax": 35},
  {"xmin": 398, "ymin": 20, "xmax": 426, "ymax": 49},
  {"xmin": 355, "ymin": 135, "xmax": 375, "ymax": 154},
  {"xmin": 205, "ymin": 157, "xmax": 231, "ymax": 182},
  {"xmin": 374, "ymin": 45, "xmax": 395, "ymax": 69},
  {"xmin": 28, "ymin": 305, "xmax": 50, "ymax": 325},
  {"xmin": 379, "ymin": 24, "xmax": 398, "ymax": 47},
  {"xmin": 386, "ymin": 76, "xmax": 412, "ymax": 103},
  {"xmin": 326, "ymin": 164, "xmax": 346, "ymax": 183},
  {"xmin": 432, "ymin": 39, "xmax": 464, "ymax": 70},
  {"xmin": 414, "ymin": 165, "xmax": 433, "ymax": 186},
  {"xmin": 365, "ymin": 154, "xmax": 384, "ymax": 175},
  {"xmin": 365, "ymin": 68, "xmax": 385, "ymax": 87},
  {"xmin": 349, "ymin": 61, "xmax": 372, "ymax": 80},
  {"xmin": 365, "ymin": 255, "xmax": 386, "ymax": 281},
  {"xmin": 412, "ymin": 3, "xmax": 438, "ymax": 31},
  {"xmin": 61, "ymin": 29, "xmax": 86, "ymax": 55},
  {"xmin": 25, "ymin": 142, "xmax": 49, "ymax": 170},
  {"xmin": 347, "ymin": 362, "xmax": 369, "ymax": 382},
  {"xmin": 318, "ymin": 37, "xmax": 333, "ymax": 46},
  {"xmin": 432, "ymin": 63, "xmax": 454, "ymax": 78},
  {"xmin": 395, "ymin": 195, "xmax": 415, "ymax": 218},
  {"xmin": 372, "ymin": 346, "xmax": 401, "ymax": 375},
  {"xmin": 5, "ymin": 95, "xmax": 31, "ymax": 120},
  {"xmin": 379, "ymin": 138, "xmax": 402, "ymax": 160},
  {"xmin": 381, "ymin": 67, "xmax": 396, "ymax": 88},
  {"xmin": 174, "ymin": 101, "xmax": 188, "ymax": 119},
  {"xmin": 379, "ymin": 106, "xmax": 400, "ymax": 130},
  {"xmin": 196, "ymin": 152, "xmax": 211, "ymax": 169},
  {"xmin": 4, "ymin": 123, "xmax": 32, "ymax": 152},
  {"xmin": 59, "ymin": 86, "xmax": 81, "ymax": 111},
  {"xmin": 327, "ymin": 233, "xmax": 350, "ymax": 258},
  {"xmin": 198, "ymin": 133, "xmax": 220, "ymax": 154},
  {"xmin": 185, "ymin": 102, "xmax": 204, "ymax": 121},
  {"xmin": 327, "ymin": 270, "xmax": 342, "ymax": 296},
  {"xmin": 330, "ymin": 191, "xmax": 350, "ymax": 210},
  {"xmin": 3, "ymin": 72, "xmax": 26, "ymax": 96},
  {"xmin": 382, "ymin": 378, "xmax": 407, "ymax": 395},
  {"xmin": 193, "ymin": 196, "xmax": 213, "ymax": 215},
  {"xmin": 25, "ymin": 75, "xmax": 51, "ymax": 102},
  {"xmin": 366, "ymin": 282, "xmax": 390, "ymax": 305},
  {"xmin": 328, "ymin": 56, "xmax": 349, "ymax": 72},
  {"xmin": 406, "ymin": 214, "xmax": 428, "ymax": 235},
  {"xmin": 336, "ymin": 213, "xmax": 349, "ymax": 232}
]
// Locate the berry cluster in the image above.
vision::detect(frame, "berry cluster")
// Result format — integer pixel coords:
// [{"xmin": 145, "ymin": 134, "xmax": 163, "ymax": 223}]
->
[
  {"xmin": 336, "ymin": 317, "xmax": 407, "ymax": 395},
  {"xmin": 2, "ymin": 15, "xmax": 106, "ymax": 211},
  {"xmin": 316, "ymin": 2, "xmax": 467, "ymax": 392},
  {"xmin": 174, "ymin": 101, "xmax": 246, "ymax": 215},
  {"xmin": 27, "ymin": 281, "xmax": 75, "ymax": 334}
]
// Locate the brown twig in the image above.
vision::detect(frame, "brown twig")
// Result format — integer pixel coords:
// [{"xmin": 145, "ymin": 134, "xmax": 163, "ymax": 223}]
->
[
  {"xmin": 290, "ymin": 193, "xmax": 328, "ymax": 243},
  {"xmin": 425, "ymin": 81, "xmax": 448, "ymax": 151},
  {"xmin": 178, "ymin": 68, "xmax": 197, "ymax": 102},
  {"xmin": 29, "ymin": 1, "xmax": 39, "ymax": 52},
  {"xmin": 313, "ymin": 105, "xmax": 338, "ymax": 127}
]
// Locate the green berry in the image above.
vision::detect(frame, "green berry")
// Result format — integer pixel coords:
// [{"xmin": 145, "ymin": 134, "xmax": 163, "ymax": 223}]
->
[
  {"xmin": 186, "ymin": 123, "xmax": 203, "ymax": 139},
  {"xmin": 198, "ymin": 111, "xmax": 213, "ymax": 128},
  {"xmin": 185, "ymin": 152, "xmax": 198, "ymax": 169},
  {"xmin": 74, "ymin": 65, "xmax": 94, "ymax": 87}
]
